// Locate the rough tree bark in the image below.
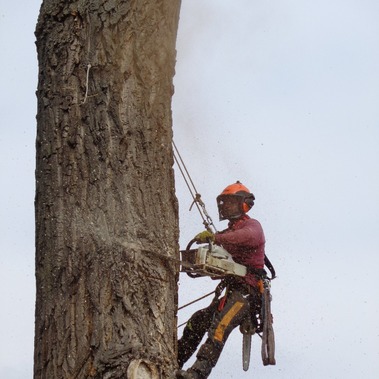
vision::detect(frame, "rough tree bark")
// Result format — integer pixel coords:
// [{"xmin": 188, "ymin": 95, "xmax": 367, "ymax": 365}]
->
[{"xmin": 34, "ymin": 1, "xmax": 181, "ymax": 378}]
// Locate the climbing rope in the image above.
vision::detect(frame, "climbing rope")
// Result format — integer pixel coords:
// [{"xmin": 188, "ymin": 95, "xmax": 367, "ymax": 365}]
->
[
  {"xmin": 177, "ymin": 290, "xmax": 216, "ymax": 328},
  {"xmin": 178, "ymin": 290, "xmax": 216, "ymax": 311},
  {"xmin": 172, "ymin": 140, "xmax": 221, "ymax": 328},
  {"xmin": 172, "ymin": 140, "xmax": 217, "ymax": 233}
]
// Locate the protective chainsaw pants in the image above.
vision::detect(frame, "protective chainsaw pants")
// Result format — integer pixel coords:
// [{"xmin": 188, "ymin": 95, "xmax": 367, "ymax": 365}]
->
[{"xmin": 178, "ymin": 287, "xmax": 253, "ymax": 378}]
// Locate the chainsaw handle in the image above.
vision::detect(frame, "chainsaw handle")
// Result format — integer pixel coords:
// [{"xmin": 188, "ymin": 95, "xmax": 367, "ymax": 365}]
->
[
  {"xmin": 184, "ymin": 238, "xmax": 210, "ymax": 278},
  {"xmin": 185, "ymin": 238, "xmax": 197, "ymax": 251},
  {"xmin": 185, "ymin": 238, "xmax": 212, "ymax": 250}
]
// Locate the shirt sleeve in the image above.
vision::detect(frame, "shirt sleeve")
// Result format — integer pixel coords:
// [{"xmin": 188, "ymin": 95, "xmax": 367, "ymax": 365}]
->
[{"xmin": 215, "ymin": 219, "xmax": 264, "ymax": 248}]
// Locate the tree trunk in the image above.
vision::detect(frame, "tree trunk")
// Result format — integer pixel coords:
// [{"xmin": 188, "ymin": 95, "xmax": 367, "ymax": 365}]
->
[{"xmin": 34, "ymin": 1, "xmax": 181, "ymax": 378}]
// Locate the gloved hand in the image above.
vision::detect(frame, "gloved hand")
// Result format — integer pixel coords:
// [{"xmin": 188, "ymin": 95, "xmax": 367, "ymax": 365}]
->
[{"xmin": 194, "ymin": 230, "xmax": 215, "ymax": 244}]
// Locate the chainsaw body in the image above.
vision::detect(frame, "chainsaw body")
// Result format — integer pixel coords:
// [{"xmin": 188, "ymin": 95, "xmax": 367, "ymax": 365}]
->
[{"xmin": 180, "ymin": 243, "xmax": 247, "ymax": 277}]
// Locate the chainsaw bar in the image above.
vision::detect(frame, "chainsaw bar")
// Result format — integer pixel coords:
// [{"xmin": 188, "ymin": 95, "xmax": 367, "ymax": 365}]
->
[{"xmin": 242, "ymin": 333, "xmax": 252, "ymax": 371}]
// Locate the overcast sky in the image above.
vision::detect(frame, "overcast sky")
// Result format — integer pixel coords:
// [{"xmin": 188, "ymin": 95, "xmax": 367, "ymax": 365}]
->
[{"xmin": 1, "ymin": 1, "xmax": 379, "ymax": 378}]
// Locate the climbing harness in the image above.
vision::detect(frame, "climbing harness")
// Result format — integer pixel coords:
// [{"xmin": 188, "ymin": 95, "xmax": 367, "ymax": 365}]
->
[{"xmin": 264, "ymin": 255, "xmax": 276, "ymax": 280}]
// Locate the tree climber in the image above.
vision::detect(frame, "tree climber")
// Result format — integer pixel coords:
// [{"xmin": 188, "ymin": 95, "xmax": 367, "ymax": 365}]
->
[{"xmin": 177, "ymin": 181, "xmax": 267, "ymax": 379}]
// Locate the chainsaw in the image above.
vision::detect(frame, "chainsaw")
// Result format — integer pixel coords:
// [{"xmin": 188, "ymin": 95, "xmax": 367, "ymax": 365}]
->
[{"xmin": 180, "ymin": 239, "xmax": 247, "ymax": 278}]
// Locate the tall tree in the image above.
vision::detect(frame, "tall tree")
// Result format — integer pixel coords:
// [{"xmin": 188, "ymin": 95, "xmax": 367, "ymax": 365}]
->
[{"xmin": 34, "ymin": 1, "xmax": 181, "ymax": 378}]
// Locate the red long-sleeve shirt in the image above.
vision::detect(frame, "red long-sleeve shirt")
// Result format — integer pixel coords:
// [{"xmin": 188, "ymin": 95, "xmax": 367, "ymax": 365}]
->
[{"xmin": 214, "ymin": 214, "xmax": 265, "ymax": 286}]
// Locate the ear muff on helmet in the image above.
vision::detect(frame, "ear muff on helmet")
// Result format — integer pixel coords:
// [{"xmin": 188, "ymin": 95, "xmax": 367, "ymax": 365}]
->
[{"xmin": 243, "ymin": 195, "xmax": 255, "ymax": 212}]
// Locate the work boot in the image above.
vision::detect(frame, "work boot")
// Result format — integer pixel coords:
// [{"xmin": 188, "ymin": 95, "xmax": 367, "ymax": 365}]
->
[
  {"xmin": 176, "ymin": 369, "xmax": 200, "ymax": 379},
  {"xmin": 190, "ymin": 358, "xmax": 213, "ymax": 378}
]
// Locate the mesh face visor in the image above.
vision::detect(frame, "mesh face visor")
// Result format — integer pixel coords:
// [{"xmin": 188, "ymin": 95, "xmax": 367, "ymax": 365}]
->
[{"xmin": 216, "ymin": 194, "xmax": 245, "ymax": 220}]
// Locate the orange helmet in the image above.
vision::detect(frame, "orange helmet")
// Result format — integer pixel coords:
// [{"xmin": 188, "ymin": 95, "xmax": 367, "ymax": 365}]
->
[{"xmin": 217, "ymin": 181, "xmax": 255, "ymax": 220}]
